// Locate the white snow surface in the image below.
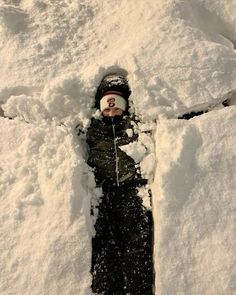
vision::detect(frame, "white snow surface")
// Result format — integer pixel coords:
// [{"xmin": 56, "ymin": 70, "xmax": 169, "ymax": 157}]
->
[
  {"xmin": 152, "ymin": 107, "xmax": 236, "ymax": 294},
  {"xmin": 0, "ymin": 118, "xmax": 96, "ymax": 295},
  {"xmin": 0, "ymin": 0, "xmax": 236, "ymax": 294}
]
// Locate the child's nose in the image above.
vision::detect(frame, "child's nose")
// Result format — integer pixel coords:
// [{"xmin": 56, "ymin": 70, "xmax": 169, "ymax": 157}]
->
[{"xmin": 107, "ymin": 109, "xmax": 116, "ymax": 117}]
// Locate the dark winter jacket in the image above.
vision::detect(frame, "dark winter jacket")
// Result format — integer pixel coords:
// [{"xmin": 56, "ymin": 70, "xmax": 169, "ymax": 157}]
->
[{"xmin": 86, "ymin": 115, "xmax": 146, "ymax": 187}]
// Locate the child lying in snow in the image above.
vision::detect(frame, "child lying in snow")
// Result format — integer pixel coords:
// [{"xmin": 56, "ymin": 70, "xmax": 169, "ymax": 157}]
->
[{"xmin": 86, "ymin": 74, "xmax": 153, "ymax": 295}]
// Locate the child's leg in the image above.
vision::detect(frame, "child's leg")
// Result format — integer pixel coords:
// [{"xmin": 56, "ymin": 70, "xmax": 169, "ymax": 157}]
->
[
  {"xmin": 119, "ymin": 186, "xmax": 153, "ymax": 295},
  {"xmin": 91, "ymin": 191, "xmax": 124, "ymax": 295}
]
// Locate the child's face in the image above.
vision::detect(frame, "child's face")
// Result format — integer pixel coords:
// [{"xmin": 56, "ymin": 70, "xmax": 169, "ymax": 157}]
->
[{"xmin": 102, "ymin": 107, "xmax": 124, "ymax": 117}]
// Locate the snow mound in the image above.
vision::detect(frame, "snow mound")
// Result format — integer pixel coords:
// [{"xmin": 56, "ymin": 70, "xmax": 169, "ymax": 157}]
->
[
  {"xmin": 0, "ymin": 118, "xmax": 96, "ymax": 295},
  {"xmin": 152, "ymin": 107, "xmax": 236, "ymax": 294},
  {"xmin": 2, "ymin": 74, "xmax": 95, "ymax": 129},
  {"xmin": 1, "ymin": 0, "xmax": 236, "ymax": 120}
]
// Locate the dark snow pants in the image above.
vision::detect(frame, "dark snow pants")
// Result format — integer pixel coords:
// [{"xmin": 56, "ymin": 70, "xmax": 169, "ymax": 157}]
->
[{"xmin": 91, "ymin": 183, "xmax": 153, "ymax": 295}]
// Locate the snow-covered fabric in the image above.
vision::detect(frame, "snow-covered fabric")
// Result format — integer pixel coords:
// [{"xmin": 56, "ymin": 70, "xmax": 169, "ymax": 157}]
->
[
  {"xmin": 95, "ymin": 74, "xmax": 131, "ymax": 109},
  {"xmin": 91, "ymin": 184, "xmax": 153, "ymax": 295},
  {"xmin": 86, "ymin": 116, "xmax": 143, "ymax": 186}
]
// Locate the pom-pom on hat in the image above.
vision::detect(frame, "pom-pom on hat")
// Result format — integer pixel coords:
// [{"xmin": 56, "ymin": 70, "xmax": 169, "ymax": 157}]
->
[{"xmin": 95, "ymin": 74, "xmax": 131, "ymax": 110}]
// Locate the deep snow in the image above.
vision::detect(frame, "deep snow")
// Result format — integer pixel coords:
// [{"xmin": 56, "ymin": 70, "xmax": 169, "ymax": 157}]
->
[
  {"xmin": 0, "ymin": 0, "xmax": 236, "ymax": 294},
  {"xmin": 152, "ymin": 107, "xmax": 236, "ymax": 294}
]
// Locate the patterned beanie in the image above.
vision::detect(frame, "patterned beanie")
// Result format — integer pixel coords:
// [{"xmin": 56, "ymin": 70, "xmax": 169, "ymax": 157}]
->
[{"xmin": 95, "ymin": 74, "xmax": 131, "ymax": 110}]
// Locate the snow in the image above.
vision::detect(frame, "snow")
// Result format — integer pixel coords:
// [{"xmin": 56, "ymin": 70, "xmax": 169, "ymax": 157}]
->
[
  {"xmin": 152, "ymin": 107, "xmax": 236, "ymax": 294},
  {"xmin": 0, "ymin": 0, "xmax": 236, "ymax": 294},
  {"xmin": 0, "ymin": 118, "xmax": 96, "ymax": 294},
  {"xmin": 120, "ymin": 141, "xmax": 147, "ymax": 163}
]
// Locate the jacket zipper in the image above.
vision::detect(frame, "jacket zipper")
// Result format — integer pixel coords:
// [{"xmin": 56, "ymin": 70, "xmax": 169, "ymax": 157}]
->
[{"xmin": 111, "ymin": 118, "xmax": 120, "ymax": 186}]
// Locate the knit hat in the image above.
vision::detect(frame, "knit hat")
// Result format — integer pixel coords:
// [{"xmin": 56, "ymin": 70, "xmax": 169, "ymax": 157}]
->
[
  {"xmin": 95, "ymin": 74, "xmax": 131, "ymax": 110},
  {"xmin": 100, "ymin": 91, "xmax": 127, "ymax": 112}
]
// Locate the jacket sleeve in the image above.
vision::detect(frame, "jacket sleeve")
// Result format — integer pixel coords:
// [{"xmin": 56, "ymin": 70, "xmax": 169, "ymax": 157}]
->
[{"xmin": 86, "ymin": 125, "xmax": 116, "ymax": 184}]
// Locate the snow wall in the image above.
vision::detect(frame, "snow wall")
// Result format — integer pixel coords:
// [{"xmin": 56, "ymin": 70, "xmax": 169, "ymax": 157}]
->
[{"xmin": 0, "ymin": 0, "xmax": 236, "ymax": 294}]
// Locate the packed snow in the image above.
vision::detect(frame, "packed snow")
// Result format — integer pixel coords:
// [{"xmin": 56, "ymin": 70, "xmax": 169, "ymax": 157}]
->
[
  {"xmin": 152, "ymin": 107, "xmax": 236, "ymax": 294},
  {"xmin": 0, "ymin": 0, "xmax": 236, "ymax": 294}
]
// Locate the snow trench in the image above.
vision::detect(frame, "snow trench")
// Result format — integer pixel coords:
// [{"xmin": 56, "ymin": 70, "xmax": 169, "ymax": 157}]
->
[{"xmin": 1, "ymin": 0, "xmax": 236, "ymax": 294}]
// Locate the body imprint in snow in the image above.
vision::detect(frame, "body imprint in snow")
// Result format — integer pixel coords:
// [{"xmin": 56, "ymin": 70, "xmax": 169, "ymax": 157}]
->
[{"xmin": 86, "ymin": 74, "xmax": 154, "ymax": 295}]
